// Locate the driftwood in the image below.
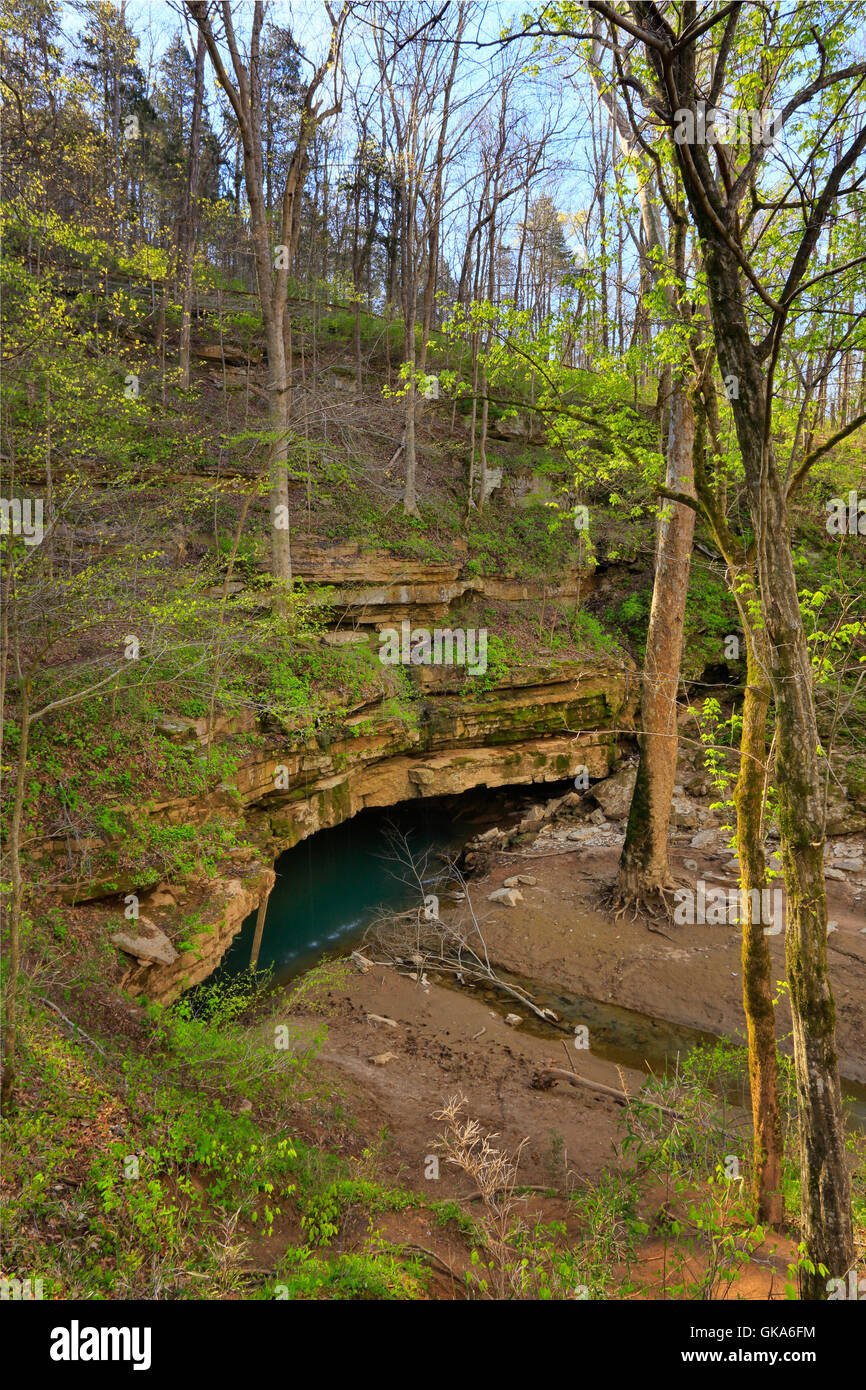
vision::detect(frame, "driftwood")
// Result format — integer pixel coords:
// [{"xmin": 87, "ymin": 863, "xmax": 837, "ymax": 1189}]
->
[
  {"xmin": 401, "ymin": 1244, "xmax": 461, "ymax": 1281},
  {"xmin": 361, "ymin": 833, "xmax": 559, "ymax": 1024},
  {"xmin": 531, "ymin": 1067, "xmax": 682, "ymax": 1118}
]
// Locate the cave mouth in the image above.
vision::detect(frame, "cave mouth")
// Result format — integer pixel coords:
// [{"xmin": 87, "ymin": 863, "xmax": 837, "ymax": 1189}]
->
[
  {"xmin": 203, "ymin": 781, "xmax": 866, "ymax": 1134},
  {"xmin": 215, "ymin": 780, "xmax": 575, "ymax": 986}
]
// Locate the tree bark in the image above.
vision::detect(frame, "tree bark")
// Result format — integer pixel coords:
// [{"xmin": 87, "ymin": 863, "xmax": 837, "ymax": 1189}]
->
[
  {"xmin": 617, "ymin": 379, "xmax": 696, "ymax": 904},
  {"xmin": 687, "ymin": 233, "xmax": 853, "ymax": 1295},
  {"xmin": 691, "ymin": 394, "xmax": 785, "ymax": 1232},
  {"xmin": 735, "ymin": 627, "xmax": 784, "ymax": 1227},
  {"xmin": 763, "ymin": 472, "xmax": 852, "ymax": 1291},
  {"xmin": 189, "ymin": 1, "xmax": 346, "ymax": 600},
  {"xmin": 1, "ymin": 669, "xmax": 29, "ymax": 1115},
  {"xmin": 178, "ymin": 28, "xmax": 206, "ymax": 392}
]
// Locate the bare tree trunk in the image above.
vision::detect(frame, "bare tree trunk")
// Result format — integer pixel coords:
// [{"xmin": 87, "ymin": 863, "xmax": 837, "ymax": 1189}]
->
[
  {"xmin": 477, "ymin": 186, "xmax": 498, "ymax": 511},
  {"xmin": 264, "ymin": 314, "xmax": 292, "ymax": 594},
  {"xmin": 591, "ymin": 41, "xmax": 694, "ymax": 910},
  {"xmin": 189, "ymin": 1, "xmax": 346, "ymax": 600},
  {"xmin": 477, "ymin": 377, "xmax": 490, "ymax": 507},
  {"xmin": 617, "ymin": 379, "xmax": 696, "ymax": 904},
  {"xmin": 401, "ymin": 186, "xmax": 420, "ymax": 517},
  {"xmin": 1, "ymin": 650, "xmax": 29, "ymax": 1115},
  {"xmin": 179, "ymin": 28, "xmax": 206, "ymax": 391}
]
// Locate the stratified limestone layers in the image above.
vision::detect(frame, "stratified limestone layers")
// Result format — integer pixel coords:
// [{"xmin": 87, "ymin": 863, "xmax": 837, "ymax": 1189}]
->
[
  {"xmin": 55, "ymin": 547, "xmax": 637, "ymax": 1001},
  {"xmin": 132, "ymin": 657, "xmax": 635, "ymax": 1002}
]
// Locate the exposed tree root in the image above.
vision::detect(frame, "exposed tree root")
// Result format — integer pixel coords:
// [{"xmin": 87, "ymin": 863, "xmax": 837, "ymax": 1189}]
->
[{"xmin": 603, "ymin": 878, "xmax": 681, "ymax": 935}]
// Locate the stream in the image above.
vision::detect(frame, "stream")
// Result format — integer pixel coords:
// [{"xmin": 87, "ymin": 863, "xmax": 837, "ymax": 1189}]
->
[
  {"xmin": 216, "ymin": 788, "xmax": 866, "ymax": 1131},
  {"xmin": 217, "ymin": 787, "xmax": 535, "ymax": 983}
]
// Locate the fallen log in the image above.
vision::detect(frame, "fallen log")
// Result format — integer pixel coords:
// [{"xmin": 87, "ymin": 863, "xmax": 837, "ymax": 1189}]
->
[{"xmin": 531, "ymin": 1067, "xmax": 682, "ymax": 1118}]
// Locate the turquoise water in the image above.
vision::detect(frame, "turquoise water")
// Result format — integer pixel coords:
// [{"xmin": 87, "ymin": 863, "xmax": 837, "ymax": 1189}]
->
[
  {"xmin": 213, "ymin": 790, "xmax": 866, "ymax": 1130},
  {"xmin": 218, "ymin": 788, "xmax": 530, "ymax": 984}
]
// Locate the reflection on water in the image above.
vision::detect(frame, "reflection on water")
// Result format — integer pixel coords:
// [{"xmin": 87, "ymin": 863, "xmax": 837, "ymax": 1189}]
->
[
  {"xmin": 217, "ymin": 787, "xmax": 533, "ymax": 985},
  {"xmin": 212, "ymin": 787, "xmax": 866, "ymax": 1132},
  {"xmin": 450, "ymin": 963, "xmax": 866, "ymax": 1133}
]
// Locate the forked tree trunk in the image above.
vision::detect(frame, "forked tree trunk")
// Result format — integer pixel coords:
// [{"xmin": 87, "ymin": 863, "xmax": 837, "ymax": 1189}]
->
[
  {"xmin": 590, "ymin": 0, "xmax": 855, "ymax": 1299},
  {"xmin": 695, "ymin": 235, "xmax": 853, "ymax": 1293}
]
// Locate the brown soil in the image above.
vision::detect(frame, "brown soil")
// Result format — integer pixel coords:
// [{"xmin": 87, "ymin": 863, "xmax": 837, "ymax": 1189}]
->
[
  {"xmin": 298, "ymin": 837, "xmax": 865, "ymax": 1193},
  {"xmin": 269, "ymin": 832, "xmax": 861, "ymax": 1288},
  {"xmin": 466, "ymin": 841, "xmax": 866, "ymax": 1084}
]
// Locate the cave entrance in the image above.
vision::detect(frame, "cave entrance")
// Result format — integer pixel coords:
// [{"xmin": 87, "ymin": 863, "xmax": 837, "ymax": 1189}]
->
[{"xmin": 216, "ymin": 781, "xmax": 572, "ymax": 985}]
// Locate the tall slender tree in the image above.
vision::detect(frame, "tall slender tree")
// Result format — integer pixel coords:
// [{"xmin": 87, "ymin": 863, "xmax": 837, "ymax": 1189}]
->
[{"xmin": 186, "ymin": 0, "xmax": 348, "ymax": 600}]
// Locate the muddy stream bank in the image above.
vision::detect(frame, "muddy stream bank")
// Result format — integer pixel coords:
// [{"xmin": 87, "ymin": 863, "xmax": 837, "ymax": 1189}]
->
[{"xmin": 214, "ymin": 783, "xmax": 866, "ymax": 1147}]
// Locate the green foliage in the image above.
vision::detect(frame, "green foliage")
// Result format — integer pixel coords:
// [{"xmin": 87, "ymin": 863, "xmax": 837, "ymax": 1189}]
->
[
  {"xmin": 688, "ymin": 696, "xmax": 741, "ymax": 839},
  {"xmin": 264, "ymin": 1242, "xmax": 427, "ymax": 1300},
  {"xmin": 571, "ymin": 609, "xmax": 619, "ymax": 656}
]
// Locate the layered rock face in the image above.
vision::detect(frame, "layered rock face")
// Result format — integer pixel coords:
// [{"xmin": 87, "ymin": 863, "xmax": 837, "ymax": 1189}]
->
[
  {"xmin": 151, "ymin": 656, "xmax": 637, "ymax": 854},
  {"xmin": 76, "ymin": 546, "xmax": 639, "ymax": 1001},
  {"xmin": 120, "ymin": 870, "xmax": 276, "ymax": 1006},
  {"xmin": 129, "ymin": 654, "xmax": 635, "ymax": 1004},
  {"xmin": 290, "ymin": 540, "xmax": 598, "ymax": 627},
  {"xmin": 142, "ymin": 545, "xmax": 636, "ymax": 860}
]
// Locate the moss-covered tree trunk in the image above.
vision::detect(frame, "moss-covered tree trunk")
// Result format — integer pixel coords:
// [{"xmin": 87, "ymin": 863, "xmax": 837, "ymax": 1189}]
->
[
  {"xmin": 735, "ymin": 626, "xmax": 784, "ymax": 1227},
  {"xmin": 690, "ymin": 395, "xmax": 785, "ymax": 1230},
  {"xmin": 759, "ymin": 483, "xmax": 853, "ymax": 1294},
  {"xmin": 584, "ymin": 0, "xmax": 857, "ymax": 1300},
  {"xmin": 690, "ymin": 243, "xmax": 852, "ymax": 1291},
  {"xmin": 696, "ymin": 244, "xmax": 852, "ymax": 1295},
  {"xmin": 659, "ymin": 98, "xmax": 855, "ymax": 1299}
]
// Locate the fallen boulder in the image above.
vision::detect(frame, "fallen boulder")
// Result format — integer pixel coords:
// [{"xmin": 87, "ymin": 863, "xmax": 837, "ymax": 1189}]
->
[
  {"xmin": 110, "ymin": 917, "xmax": 178, "ymax": 966},
  {"xmin": 591, "ymin": 767, "xmax": 637, "ymax": 820},
  {"xmin": 488, "ymin": 887, "xmax": 523, "ymax": 907}
]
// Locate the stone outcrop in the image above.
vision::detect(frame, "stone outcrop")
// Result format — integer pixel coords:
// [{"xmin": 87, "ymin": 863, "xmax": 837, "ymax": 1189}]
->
[
  {"xmin": 97, "ymin": 653, "xmax": 636, "ymax": 1002},
  {"xmin": 55, "ymin": 539, "xmax": 641, "ymax": 1001},
  {"xmin": 280, "ymin": 541, "xmax": 599, "ymax": 628},
  {"xmin": 121, "ymin": 869, "xmax": 275, "ymax": 1006},
  {"xmin": 147, "ymin": 657, "xmax": 636, "ymax": 860},
  {"xmin": 590, "ymin": 766, "xmax": 637, "ymax": 820},
  {"xmin": 110, "ymin": 917, "xmax": 178, "ymax": 966}
]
